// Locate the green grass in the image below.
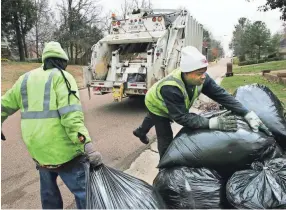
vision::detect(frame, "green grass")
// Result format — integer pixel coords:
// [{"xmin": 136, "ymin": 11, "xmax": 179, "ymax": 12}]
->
[
  {"xmin": 221, "ymin": 75, "xmax": 286, "ymax": 105},
  {"xmin": 233, "ymin": 60, "xmax": 286, "ymax": 74}
]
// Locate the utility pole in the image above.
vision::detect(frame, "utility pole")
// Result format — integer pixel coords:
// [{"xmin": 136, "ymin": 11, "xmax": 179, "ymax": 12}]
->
[
  {"xmin": 205, "ymin": 47, "xmax": 208, "ymax": 60},
  {"xmin": 203, "ymin": 40, "xmax": 208, "ymax": 60}
]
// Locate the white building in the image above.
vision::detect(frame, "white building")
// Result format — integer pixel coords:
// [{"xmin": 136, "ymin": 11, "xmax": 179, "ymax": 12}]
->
[{"xmin": 279, "ymin": 35, "xmax": 286, "ymax": 59}]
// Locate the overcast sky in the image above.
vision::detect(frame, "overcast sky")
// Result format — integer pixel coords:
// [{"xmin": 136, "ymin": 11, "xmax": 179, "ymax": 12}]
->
[{"xmin": 52, "ymin": 0, "xmax": 284, "ymax": 55}]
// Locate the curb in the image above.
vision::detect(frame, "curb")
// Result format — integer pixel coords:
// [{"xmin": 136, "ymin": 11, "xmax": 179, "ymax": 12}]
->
[{"xmin": 114, "ymin": 134, "xmax": 157, "ymax": 171}]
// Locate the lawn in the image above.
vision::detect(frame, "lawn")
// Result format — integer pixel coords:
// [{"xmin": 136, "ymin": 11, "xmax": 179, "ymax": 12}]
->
[
  {"xmin": 1, "ymin": 62, "xmax": 84, "ymax": 94},
  {"xmin": 221, "ymin": 75, "xmax": 286, "ymax": 105},
  {"xmin": 233, "ymin": 60, "xmax": 286, "ymax": 74}
]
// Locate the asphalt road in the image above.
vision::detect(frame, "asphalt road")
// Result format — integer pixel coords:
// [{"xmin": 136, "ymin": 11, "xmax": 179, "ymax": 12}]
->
[{"xmin": 1, "ymin": 59, "xmax": 228, "ymax": 209}]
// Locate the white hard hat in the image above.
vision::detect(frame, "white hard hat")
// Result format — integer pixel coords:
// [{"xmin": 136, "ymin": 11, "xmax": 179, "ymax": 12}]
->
[{"xmin": 180, "ymin": 46, "xmax": 208, "ymax": 73}]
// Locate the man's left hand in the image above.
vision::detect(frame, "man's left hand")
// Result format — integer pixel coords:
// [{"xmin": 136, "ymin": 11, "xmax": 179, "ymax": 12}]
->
[
  {"xmin": 244, "ymin": 111, "xmax": 272, "ymax": 136},
  {"xmin": 84, "ymin": 142, "xmax": 103, "ymax": 167}
]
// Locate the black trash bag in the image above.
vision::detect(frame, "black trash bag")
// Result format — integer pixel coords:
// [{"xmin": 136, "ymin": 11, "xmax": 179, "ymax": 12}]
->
[
  {"xmin": 127, "ymin": 73, "xmax": 146, "ymax": 82},
  {"xmin": 264, "ymin": 144, "xmax": 285, "ymax": 160},
  {"xmin": 153, "ymin": 167, "xmax": 224, "ymax": 209},
  {"xmin": 226, "ymin": 158, "xmax": 286, "ymax": 209},
  {"xmin": 158, "ymin": 111, "xmax": 277, "ymax": 176},
  {"xmin": 201, "ymin": 110, "xmax": 285, "ymax": 161},
  {"xmin": 234, "ymin": 84, "xmax": 286, "ymax": 150},
  {"xmin": 86, "ymin": 164, "xmax": 165, "ymax": 209}
]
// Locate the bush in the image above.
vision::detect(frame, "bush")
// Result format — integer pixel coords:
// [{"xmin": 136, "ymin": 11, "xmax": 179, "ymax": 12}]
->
[
  {"xmin": 238, "ymin": 55, "xmax": 246, "ymax": 62},
  {"xmin": 258, "ymin": 59, "xmax": 265, "ymax": 64},
  {"xmin": 267, "ymin": 53, "xmax": 277, "ymax": 59},
  {"xmin": 238, "ymin": 60, "xmax": 257, "ymax": 66},
  {"xmin": 267, "ymin": 57, "xmax": 283, "ymax": 62},
  {"xmin": 1, "ymin": 58, "xmax": 10, "ymax": 62},
  {"xmin": 26, "ymin": 58, "xmax": 42, "ymax": 63},
  {"xmin": 237, "ymin": 57, "xmax": 285, "ymax": 66},
  {"xmin": 232, "ymin": 57, "xmax": 239, "ymax": 65}
]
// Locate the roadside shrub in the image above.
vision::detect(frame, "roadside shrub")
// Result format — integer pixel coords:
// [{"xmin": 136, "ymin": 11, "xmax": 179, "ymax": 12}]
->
[
  {"xmin": 232, "ymin": 57, "xmax": 239, "ymax": 65},
  {"xmin": 267, "ymin": 53, "xmax": 277, "ymax": 59},
  {"xmin": 1, "ymin": 58, "xmax": 10, "ymax": 62},
  {"xmin": 258, "ymin": 59, "xmax": 265, "ymax": 64},
  {"xmin": 268, "ymin": 57, "xmax": 283, "ymax": 62},
  {"xmin": 238, "ymin": 55, "xmax": 246, "ymax": 62},
  {"xmin": 26, "ymin": 58, "xmax": 42, "ymax": 63},
  {"xmin": 238, "ymin": 60, "xmax": 256, "ymax": 66}
]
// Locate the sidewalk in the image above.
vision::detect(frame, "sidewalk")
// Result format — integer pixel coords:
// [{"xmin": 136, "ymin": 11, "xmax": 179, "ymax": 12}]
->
[{"xmin": 124, "ymin": 59, "xmax": 228, "ymax": 184}]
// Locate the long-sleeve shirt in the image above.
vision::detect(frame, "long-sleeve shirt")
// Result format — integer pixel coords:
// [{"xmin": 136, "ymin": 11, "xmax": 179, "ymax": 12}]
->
[{"xmin": 160, "ymin": 73, "xmax": 249, "ymax": 129}]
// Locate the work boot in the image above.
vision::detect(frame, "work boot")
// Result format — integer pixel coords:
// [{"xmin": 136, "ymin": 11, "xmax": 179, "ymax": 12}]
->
[{"xmin": 133, "ymin": 128, "xmax": 149, "ymax": 144}]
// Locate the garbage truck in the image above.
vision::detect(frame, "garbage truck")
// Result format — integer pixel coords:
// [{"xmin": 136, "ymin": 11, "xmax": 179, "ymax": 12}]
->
[{"xmin": 83, "ymin": 8, "xmax": 204, "ymax": 102}]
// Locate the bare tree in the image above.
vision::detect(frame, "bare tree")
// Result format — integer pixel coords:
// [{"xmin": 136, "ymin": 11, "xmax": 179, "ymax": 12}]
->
[
  {"xmin": 56, "ymin": 0, "xmax": 103, "ymax": 64},
  {"xmin": 120, "ymin": 0, "xmax": 152, "ymax": 19},
  {"xmin": 26, "ymin": 0, "xmax": 55, "ymax": 59},
  {"xmin": 121, "ymin": 0, "xmax": 132, "ymax": 19},
  {"xmin": 2, "ymin": 0, "xmax": 37, "ymax": 61},
  {"xmin": 138, "ymin": 0, "xmax": 152, "ymax": 9}
]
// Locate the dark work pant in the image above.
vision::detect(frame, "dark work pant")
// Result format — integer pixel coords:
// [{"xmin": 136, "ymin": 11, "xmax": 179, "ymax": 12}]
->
[
  {"xmin": 38, "ymin": 156, "xmax": 89, "ymax": 209},
  {"xmin": 149, "ymin": 112, "xmax": 173, "ymax": 158},
  {"xmin": 139, "ymin": 112, "xmax": 173, "ymax": 158},
  {"xmin": 139, "ymin": 112, "xmax": 155, "ymax": 134}
]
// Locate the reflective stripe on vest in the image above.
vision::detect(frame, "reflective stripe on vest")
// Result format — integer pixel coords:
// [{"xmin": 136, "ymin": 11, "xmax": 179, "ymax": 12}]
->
[
  {"xmin": 21, "ymin": 72, "xmax": 31, "ymax": 111},
  {"xmin": 20, "ymin": 69, "xmax": 82, "ymax": 119},
  {"xmin": 58, "ymin": 104, "xmax": 82, "ymax": 116},
  {"xmin": 21, "ymin": 110, "xmax": 60, "ymax": 119},
  {"xmin": 43, "ymin": 70, "xmax": 57, "ymax": 110}
]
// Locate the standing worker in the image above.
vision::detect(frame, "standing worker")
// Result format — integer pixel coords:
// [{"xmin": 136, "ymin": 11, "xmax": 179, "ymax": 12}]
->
[
  {"xmin": 1, "ymin": 42, "xmax": 102, "ymax": 209},
  {"xmin": 133, "ymin": 46, "xmax": 270, "ymax": 158}
]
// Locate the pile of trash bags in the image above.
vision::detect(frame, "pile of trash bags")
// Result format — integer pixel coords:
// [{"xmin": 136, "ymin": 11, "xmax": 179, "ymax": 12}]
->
[
  {"xmin": 227, "ymin": 158, "xmax": 286, "ymax": 209},
  {"xmin": 154, "ymin": 84, "xmax": 286, "ymax": 209}
]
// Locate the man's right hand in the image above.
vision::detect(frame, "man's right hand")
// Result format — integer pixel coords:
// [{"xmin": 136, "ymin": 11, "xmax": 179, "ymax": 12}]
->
[
  {"xmin": 209, "ymin": 111, "xmax": 238, "ymax": 131},
  {"xmin": 84, "ymin": 142, "xmax": 103, "ymax": 167}
]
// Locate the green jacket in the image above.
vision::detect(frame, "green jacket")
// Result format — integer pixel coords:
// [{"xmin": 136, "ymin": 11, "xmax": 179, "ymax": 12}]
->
[
  {"xmin": 145, "ymin": 69, "xmax": 202, "ymax": 118},
  {"xmin": 1, "ymin": 67, "xmax": 91, "ymax": 166}
]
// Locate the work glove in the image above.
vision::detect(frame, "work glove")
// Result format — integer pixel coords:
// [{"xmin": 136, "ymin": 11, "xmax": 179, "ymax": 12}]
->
[
  {"xmin": 84, "ymin": 142, "xmax": 103, "ymax": 167},
  {"xmin": 209, "ymin": 111, "xmax": 238, "ymax": 131},
  {"xmin": 244, "ymin": 111, "xmax": 272, "ymax": 136}
]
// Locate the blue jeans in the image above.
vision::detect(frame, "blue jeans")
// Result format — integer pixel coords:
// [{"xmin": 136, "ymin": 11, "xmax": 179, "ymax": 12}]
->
[{"xmin": 38, "ymin": 156, "xmax": 89, "ymax": 209}]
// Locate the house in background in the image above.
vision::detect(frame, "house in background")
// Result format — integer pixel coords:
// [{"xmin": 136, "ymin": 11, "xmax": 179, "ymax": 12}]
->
[
  {"xmin": 280, "ymin": 33, "xmax": 286, "ymax": 59},
  {"xmin": 1, "ymin": 32, "xmax": 20, "ymax": 60},
  {"xmin": 1, "ymin": 35, "xmax": 11, "ymax": 59}
]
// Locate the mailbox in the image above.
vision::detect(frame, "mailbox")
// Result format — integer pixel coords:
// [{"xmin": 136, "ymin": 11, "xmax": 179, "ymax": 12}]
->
[{"xmin": 226, "ymin": 62, "xmax": 233, "ymax": 77}]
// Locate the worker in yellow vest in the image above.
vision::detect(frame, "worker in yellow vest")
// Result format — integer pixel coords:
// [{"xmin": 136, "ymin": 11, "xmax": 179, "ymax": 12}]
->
[
  {"xmin": 133, "ymin": 46, "xmax": 270, "ymax": 158},
  {"xmin": 1, "ymin": 42, "xmax": 102, "ymax": 209}
]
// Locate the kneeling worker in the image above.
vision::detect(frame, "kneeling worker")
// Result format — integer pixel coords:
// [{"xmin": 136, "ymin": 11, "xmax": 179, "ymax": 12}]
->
[{"xmin": 133, "ymin": 46, "xmax": 270, "ymax": 158}]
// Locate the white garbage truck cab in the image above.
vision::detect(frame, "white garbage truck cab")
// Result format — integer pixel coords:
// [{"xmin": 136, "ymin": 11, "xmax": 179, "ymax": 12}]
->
[{"xmin": 83, "ymin": 8, "xmax": 204, "ymax": 102}]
